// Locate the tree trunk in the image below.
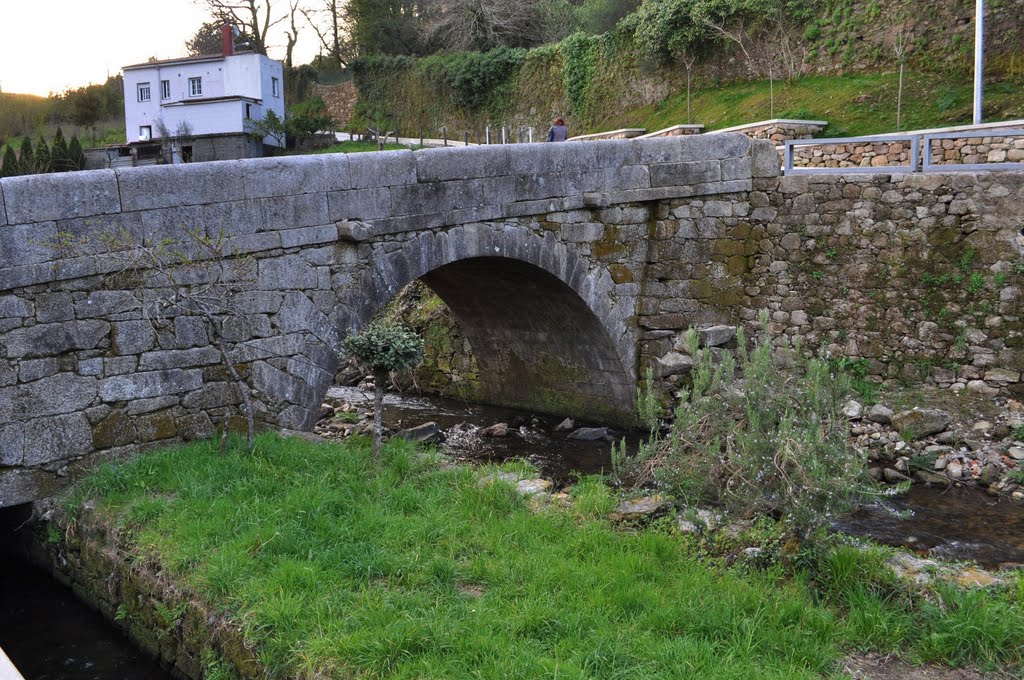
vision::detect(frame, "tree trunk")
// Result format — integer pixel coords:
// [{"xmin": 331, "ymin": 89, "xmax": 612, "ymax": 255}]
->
[
  {"xmin": 686, "ymin": 69, "xmax": 692, "ymax": 125},
  {"xmin": 896, "ymin": 61, "xmax": 905, "ymax": 131},
  {"xmin": 372, "ymin": 367, "xmax": 386, "ymax": 458}
]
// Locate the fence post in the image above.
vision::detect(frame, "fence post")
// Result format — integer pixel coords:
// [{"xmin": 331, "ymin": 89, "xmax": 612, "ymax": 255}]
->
[
  {"xmin": 528, "ymin": 127, "xmax": 534, "ymax": 143},
  {"xmin": 464, "ymin": 131, "xmax": 470, "ymax": 146},
  {"xmin": 442, "ymin": 126, "xmax": 448, "ymax": 147},
  {"xmin": 501, "ymin": 126, "xmax": 507, "ymax": 144},
  {"xmin": 486, "ymin": 125, "xmax": 491, "ymax": 145},
  {"xmin": 419, "ymin": 128, "xmax": 424, "ymax": 147}
]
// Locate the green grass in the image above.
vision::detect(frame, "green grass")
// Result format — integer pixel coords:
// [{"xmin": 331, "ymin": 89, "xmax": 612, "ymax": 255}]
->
[
  {"xmin": 603, "ymin": 72, "xmax": 1024, "ymax": 138},
  {"xmin": 312, "ymin": 140, "xmax": 408, "ymax": 154},
  {"xmin": 68, "ymin": 434, "xmax": 1024, "ymax": 678}
]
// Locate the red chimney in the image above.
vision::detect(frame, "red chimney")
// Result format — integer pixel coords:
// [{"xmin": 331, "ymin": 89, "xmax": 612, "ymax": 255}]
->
[{"xmin": 221, "ymin": 24, "xmax": 234, "ymax": 57}]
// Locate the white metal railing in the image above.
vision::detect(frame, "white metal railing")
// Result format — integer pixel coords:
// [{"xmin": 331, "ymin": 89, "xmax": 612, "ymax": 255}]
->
[
  {"xmin": 784, "ymin": 134, "xmax": 921, "ymax": 174},
  {"xmin": 922, "ymin": 129, "xmax": 1024, "ymax": 172}
]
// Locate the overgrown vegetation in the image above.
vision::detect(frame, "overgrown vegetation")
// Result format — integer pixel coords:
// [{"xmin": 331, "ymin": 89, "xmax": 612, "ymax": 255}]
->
[
  {"xmin": 615, "ymin": 312, "xmax": 877, "ymax": 538},
  {"xmin": 63, "ymin": 433, "xmax": 1024, "ymax": 677},
  {"xmin": 0, "ymin": 127, "xmax": 89, "ymax": 177},
  {"xmin": 349, "ymin": 0, "xmax": 1024, "ymax": 135}
]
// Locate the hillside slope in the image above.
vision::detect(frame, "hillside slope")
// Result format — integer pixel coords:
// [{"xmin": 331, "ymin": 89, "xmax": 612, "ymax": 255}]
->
[{"xmin": 350, "ymin": 0, "xmax": 1024, "ymax": 137}]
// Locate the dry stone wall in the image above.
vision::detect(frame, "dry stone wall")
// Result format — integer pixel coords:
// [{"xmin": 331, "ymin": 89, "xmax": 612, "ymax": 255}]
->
[{"xmin": 0, "ymin": 134, "xmax": 1022, "ymax": 507}]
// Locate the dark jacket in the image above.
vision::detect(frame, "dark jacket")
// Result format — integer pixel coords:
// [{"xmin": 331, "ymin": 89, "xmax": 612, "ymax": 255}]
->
[{"xmin": 546, "ymin": 124, "xmax": 569, "ymax": 142}]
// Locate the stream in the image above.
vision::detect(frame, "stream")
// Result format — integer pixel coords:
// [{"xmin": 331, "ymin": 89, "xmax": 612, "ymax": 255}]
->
[{"xmin": 328, "ymin": 386, "xmax": 1024, "ymax": 570}]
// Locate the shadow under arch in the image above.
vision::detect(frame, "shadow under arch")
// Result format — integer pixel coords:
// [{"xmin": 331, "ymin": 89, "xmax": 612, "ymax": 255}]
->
[{"xmin": 333, "ymin": 224, "xmax": 639, "ymax": 426}]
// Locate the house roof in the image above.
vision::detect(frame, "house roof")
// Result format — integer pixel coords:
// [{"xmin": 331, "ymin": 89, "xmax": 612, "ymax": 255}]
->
[
  {"xmin": 162, "ymin": 95, "xmax": 263, "ymax": 106},
  {"xmin": 123, "ymin": 51, "xmax": 257, "ymax": 70}
]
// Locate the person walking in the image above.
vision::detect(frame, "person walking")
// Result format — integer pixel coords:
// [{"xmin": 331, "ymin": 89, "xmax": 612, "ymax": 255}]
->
[{"xmin": 546, "ymin": 118, "xmax": 569, "ymax": 142}]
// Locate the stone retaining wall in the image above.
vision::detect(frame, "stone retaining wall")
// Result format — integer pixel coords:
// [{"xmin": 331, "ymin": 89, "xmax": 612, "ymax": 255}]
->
[
  {"xmin": 711, "ymin": 119, "xmax": 828, "ymax": 145},
  {"xmin": 792, "ymin": 140, "xmax": 913, "ymax": 169},
  {"xmin": 1, "ymin": 134, "xmax": 1022, "ymax": 507},
  {"xmin": 929, "ymin": 135, "xmax": 1024, "ymax": 166}
]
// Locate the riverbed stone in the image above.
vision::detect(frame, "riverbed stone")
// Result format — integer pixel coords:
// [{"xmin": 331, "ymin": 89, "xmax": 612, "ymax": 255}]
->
[
  {"xmin": 892, "ymin": 408, "xmax": 950, "ymax": 440},
  {"xmin": 568, "ymin": 427, "xmax": 612, "ymax": 441},
  {"xmin": 866, "ymin": 404, "xmax": 894, "ymax": 424},
  {"xmin": 610, "ymin": 495, "xmax": 671, "ymax": 521},
  {"xmin": 516, "ymin": 479, "xmax": 553, "ymax": 496},
  {"xmin": 395, "ymin": 421, "xmax": 443, "ymax": 444}
]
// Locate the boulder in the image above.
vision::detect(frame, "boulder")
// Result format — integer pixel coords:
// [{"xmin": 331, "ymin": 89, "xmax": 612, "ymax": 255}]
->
[
  {"xmin": 394, "ymin": 421, "xmax": 444, "ymax": 444},
  {"xmin": 883, "ymin": 467, "xmax": 911, "ymax": 483},
  {"xmin": 516, "ymin": 479, "xmax": 554, "ymax": 496},
  {"xmin": 977, "ymin": 463, "xmax": 1001, "ymax": 486},
  {"xmin": 568, "ymin": 427, "xmax": 613, "ymax": 442},
  {"xmin": 1008, "ymin": 446, "xmax": 1024, "ymax": 461},
  {"xmin": 483, "ymin": 422, "xmax": 510, "ymax": 438},
  {"xmin": 866, "ymin": 404, "xmax": 894, "ymax": 425},
  {"xmin": 554, "ymin": 418, "xmax": 575, "ymax": 432},
  {"xmin": 892, "ymin": 408, "xmax": 950, "ymax": 440},
  {"xmin": 914, "ymin": 469, "xmax": 950, "ymax": 486},
  {"xmin": 609, "ymin": 495, "xmax": 671, "ymax": 522},
  {"xmin": 841, "ymin": 400, "xmax": 864, "ymax": 420}
]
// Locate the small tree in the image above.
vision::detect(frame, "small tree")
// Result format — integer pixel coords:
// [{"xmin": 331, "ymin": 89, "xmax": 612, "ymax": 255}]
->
[
  {"xmin": 889, "ymin": 1, "xmax": 912, "ymax": 131},
  {"xmin": 68, "ymin": 136, "xmax": 86, "ymax": 171},
  {"xmin": 246, "ymin": 108, "xmax": 287, "ymax": 147},
  {"xmin": 18, "ymin": 136, "xmax": 34, "ymax": 173},
  {"xmin": 0, "ymin": 145, "xmax": 18, "ymax": 178},
  {"xmin": 51, "ymin": 127, "xmax": 71, "ymax": 173},
  {"xmin": 34, "ymin": 136, "xmax": 51, "ymax": 173},
  {"xmin": 342, "ymin": 322, "xmax": 423, "ymax": 458}
]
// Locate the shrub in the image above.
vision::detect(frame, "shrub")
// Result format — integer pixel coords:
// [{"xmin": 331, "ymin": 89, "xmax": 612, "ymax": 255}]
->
[
  {"xmin": 616, "ymin": 310, "xmax": 875, "ymax": 537},
  {"xmin": 343, "ymin": 322, "xmax": 423, "ymax": 457}
]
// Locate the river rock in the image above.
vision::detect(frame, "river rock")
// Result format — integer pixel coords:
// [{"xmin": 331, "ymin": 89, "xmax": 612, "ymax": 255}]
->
[
  {"xmin": 677, "ymin": 508, "xmax": 723, "ymax": 534},
  {"xmin": 866, "ymin": 404, "xmax": 894, "ymax": 424},
  {"xmin": 892, "ymin": 408, "xmax": 950, "ymax": 440},
  {"xmin": 1008, "ymin": 447, "xmax": 1024, "ymax": 461},
  {"xmin": 568, "ymin": 427, "xmax": 612, "ymax": 441},
  {"xmin": 935, "ymin": 431, "xmax": 958, "ymax": 445},
  {"xmin": 972, "ymin": 420, "xmax": 993, "ymax": 433},
  {"xmin": 478, "ymin": 471, "xmax": 521, "ymax": 487},
  {"xmin": 946, "ymin": 460, "xmax": 964, "ymax": 480},
  {"xmin": 395, "ymin": 421, "xmax": 443, "ymax": 444},
  {"xmin": 842, "ymin": 400, "xmax": 864, "ymax": 420},
  {"xmin": 883, "ymin": 467, "xmax": 911, "ymax": 483},
  {"xmin": 992, "ymin": 424, "xmax": 1011, "ymax": 439},
  {"xmin": 977, "ymin": 463, "xmax": 1001, "ymax": 486},
  {"xmin": 483, "ymin": 422, "xmax": 510, "ymax": 438},
  {"xmin": 516, "ymin": 479, "xmax": 553, "ymax": 496},
  {"xmin": 610, "ymin": 495, "xmax": 670, "ymax": 522},
  {"xmin": 554, "ymin": 418, "xmax": 575, "ymax": 432},
  {"xmin": 915, "ymin": 469, "xmax": 950, "ymax": 485}
]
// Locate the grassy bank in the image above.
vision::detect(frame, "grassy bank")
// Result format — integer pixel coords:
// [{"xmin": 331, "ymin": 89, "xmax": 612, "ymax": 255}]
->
[
  {"xmin": 607, "ymin": 71, "xmax": 1024, "ymax": 138},
  {"xmin": 67, "ymin": 434, "xmax": 1024, "ymax": 678}
]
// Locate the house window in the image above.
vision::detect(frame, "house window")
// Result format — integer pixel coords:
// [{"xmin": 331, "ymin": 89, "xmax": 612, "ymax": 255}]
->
[
  {"xmin": 161, "ymin": 80, "xmax": 170, "ymax": 99},
  {"xmin": 188, "ymin": 77, "xmax": 202, "ymax": 97},
  {"xmin": 137, "ymin": 82, "xmax": 151, "ymax": 102},
  {"xmin": 139, "ymin": 126, "xmax": 152, "ymax": 141},
  {"xmin": 272, "ymin": 77, "xmax": 279, "ymax": 98}
]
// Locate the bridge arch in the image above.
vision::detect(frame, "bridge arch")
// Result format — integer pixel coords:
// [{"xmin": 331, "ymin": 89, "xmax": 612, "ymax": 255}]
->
[{"xmin": 327, "ymin": 223, "xmax": 639, "ymax": 426}]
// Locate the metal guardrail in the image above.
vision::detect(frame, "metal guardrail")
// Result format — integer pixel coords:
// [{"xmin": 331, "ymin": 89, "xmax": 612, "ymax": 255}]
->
[
  {"xmin": 784, "ymin": 134, "xmax": 921, "ymax": 174},
  {"xmin": 922, "ymin": 129, "xmax": 1024, "ymax": 172}
]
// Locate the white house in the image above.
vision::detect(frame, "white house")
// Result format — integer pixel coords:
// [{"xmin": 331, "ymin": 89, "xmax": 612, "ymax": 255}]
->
[{"xmin": 122, "ymin": 27, "xmax": 285, "ymax": 163}]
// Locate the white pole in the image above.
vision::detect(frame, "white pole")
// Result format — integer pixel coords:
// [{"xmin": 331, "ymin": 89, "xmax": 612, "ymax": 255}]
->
[{"xmin": 973, "ymin": 0, "xmax": 985, "ymax": 125}]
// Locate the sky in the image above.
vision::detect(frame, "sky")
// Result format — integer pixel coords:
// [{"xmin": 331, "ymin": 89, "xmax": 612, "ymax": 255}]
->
[{"xmin": 0, "ymin": 0, "xmax": 321, "ymax": 96}]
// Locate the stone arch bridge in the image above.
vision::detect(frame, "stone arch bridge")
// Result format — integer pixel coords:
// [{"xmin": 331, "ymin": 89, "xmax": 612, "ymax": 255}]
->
[{"xmin": 1, "ymin": 135, "xmax": 1022, "ymax": 505}]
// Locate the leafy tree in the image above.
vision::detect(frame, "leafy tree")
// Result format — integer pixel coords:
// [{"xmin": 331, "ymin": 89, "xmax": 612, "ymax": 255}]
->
[
  {"xmin": 0, "ymin": 145, "xmax": 19, "ymax": 178},
  {"xmin": 196, "ymin": 0, "xmax": 285, "ymax": 56},
  {"xmin": 246, "ymin": 108, "xmax": 287, "ymax": 147},
  {"xmin": 286, "ymin": 97, "xmax": 336, "ymax": 141},
  {"xmin": 346, "ymin": 0, "xmax": 428, "ymax": 56},
  {"xmin": 187, "ymin": 20, "xmax": 254, "ymax": 55},
  {"xmin": 343, "ymin": 322, "xmax": 423, "ymax": 457}
]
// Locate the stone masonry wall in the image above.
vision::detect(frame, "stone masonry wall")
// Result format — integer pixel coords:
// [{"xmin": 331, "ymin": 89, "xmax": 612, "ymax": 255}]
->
[
  {"xmin": 0, "ymin": 134, "xmax": 1022, "ymax": 507},
  {"xmin": 0, "ymin": 134, "xmax": 753, "ymax": 506},
  {"xmin": 636, "ymin": 171, "xmax": 1024, "ymax": 401}
]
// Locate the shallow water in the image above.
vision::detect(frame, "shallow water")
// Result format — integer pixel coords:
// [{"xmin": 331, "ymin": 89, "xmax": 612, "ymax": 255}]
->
[
  {"xmin": 0, "ymin": 557, "xmax": 172, "ymax": 680},
  {"xmin": 329, "ymin": 386, "xmax": 1024, "ymax": 569}
]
